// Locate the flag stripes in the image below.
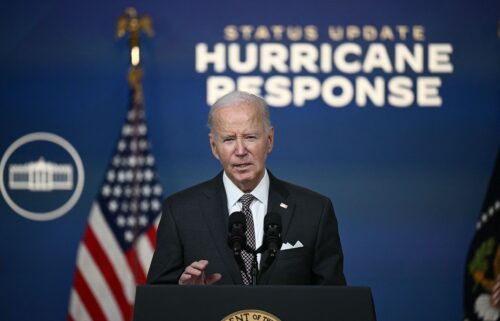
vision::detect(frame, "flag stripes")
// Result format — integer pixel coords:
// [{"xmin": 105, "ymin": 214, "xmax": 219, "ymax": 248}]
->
[
  {"xmin": 89, "ymin": 203, "xmax": 136, "ymax": 303},
  {"xmin": 69, "ymin": 202, "xmax": 159, "ymax": 321}
]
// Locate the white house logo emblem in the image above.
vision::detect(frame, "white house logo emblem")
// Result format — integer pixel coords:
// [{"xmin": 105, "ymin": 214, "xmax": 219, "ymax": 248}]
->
[
  {"xmin": 0, "ymin": 132, "xmax": 85, "ymax": 221},
  {"xmin": 9, "ymin": 157, "xmax": 74, "ymax": 191}
]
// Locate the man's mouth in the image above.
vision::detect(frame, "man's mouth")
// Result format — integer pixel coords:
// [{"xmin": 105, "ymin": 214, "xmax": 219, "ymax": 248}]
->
[{"xmin": 233, "ymin": 163, "xmax": 252, "ymax": 169}]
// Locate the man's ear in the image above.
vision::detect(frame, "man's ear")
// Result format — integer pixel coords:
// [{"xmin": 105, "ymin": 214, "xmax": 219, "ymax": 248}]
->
[
  {"xmin": 209, "ymin": 133, "xmax": 220, "ymax": 160},
  {"xmin": 267, "ymin": 127, "xmax": 274, "ymax": 153}
]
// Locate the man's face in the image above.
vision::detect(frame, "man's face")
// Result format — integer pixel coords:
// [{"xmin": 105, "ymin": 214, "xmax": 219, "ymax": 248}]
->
[{"xmin": 209, "ymin": 103, "xmax": 274, "ymax": 192}]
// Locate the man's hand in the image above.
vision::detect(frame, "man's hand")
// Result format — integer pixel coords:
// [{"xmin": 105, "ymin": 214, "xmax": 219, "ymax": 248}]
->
[{"xmin": 178, "ymin": 260, "xmax": 222, "ymax": 285}]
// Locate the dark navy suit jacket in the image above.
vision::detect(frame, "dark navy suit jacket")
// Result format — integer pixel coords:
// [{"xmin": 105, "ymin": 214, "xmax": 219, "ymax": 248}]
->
[{"xmin": 147, "ymin": 171, "xmax": 346, "ymax": 285}]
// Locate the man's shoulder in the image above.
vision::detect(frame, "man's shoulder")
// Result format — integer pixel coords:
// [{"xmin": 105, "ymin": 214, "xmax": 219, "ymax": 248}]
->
[
  {"xmin": 164, "ymin": 174, "xmax": 220, "ymax": 204},
  {"xmin": 271, "ymin": 174, "xmax": 331, "ymax": 204}
]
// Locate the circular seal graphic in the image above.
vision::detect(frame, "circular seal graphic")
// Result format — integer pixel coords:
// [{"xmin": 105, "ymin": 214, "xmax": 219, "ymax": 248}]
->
[
  {"xmin": 221, "ymin": 309, "xmax": 281, "ymax": 321},
  {"xmin": 0, "ymin": 132, "xmax": 85, "ymax": 221}
]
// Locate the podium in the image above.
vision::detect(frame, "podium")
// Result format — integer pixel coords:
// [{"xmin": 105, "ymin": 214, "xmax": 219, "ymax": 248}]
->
[{"xmin": 134, "ymin": 285, "xmax": 376, "ymax": 321}]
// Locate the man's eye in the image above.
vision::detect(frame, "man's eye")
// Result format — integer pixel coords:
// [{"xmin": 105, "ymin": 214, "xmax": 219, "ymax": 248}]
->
[
  {"xmin": 245, "ymin": 136, "xmax": 257, "ymax": 141},
  {"xmin": 223, "ymin": 138, "xmax": 234, "ymax": 143}
]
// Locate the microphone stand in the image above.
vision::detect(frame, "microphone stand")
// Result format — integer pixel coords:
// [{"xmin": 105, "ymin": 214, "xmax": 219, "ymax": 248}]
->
[
  {"xmin": 243, "ymin": 235, "xmax": 281, "ymax": 285},
  {"xmin": 245, "ymin": 245, "xmax": 264, "ymax": 286},
  {"xmin": 251, "ymin": 253, "xmax": 258, "ymax": 286}
]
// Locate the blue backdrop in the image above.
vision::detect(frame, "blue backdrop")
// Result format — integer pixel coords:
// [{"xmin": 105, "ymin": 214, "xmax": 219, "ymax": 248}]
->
[{"xmin": 1, "ymin": 0, "xmax": 499, "ymax": 320}]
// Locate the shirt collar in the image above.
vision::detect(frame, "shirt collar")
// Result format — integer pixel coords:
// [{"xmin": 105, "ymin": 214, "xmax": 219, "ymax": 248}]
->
[{"xmin": 223, "ymin": 170, "xmax": 269, "ymax": 208}]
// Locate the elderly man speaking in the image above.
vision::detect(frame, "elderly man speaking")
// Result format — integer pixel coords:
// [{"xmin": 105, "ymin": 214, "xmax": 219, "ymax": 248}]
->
[{"xmin": 147, "ymin": 91, "xmax": 346, "ymax": 286}]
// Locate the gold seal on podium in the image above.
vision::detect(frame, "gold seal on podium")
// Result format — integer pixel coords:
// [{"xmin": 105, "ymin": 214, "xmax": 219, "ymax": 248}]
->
[{"xmin": 221, "ymin": 309, "xmax": 281, "ymax": 321}]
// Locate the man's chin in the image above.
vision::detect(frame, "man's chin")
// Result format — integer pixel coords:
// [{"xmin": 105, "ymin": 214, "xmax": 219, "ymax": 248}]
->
[
  {"xmin": 229, "ymin": 172, "xmax": 257, "ymax": 191},
  {"xmin": 233, "ymin": 173, "xmax": 254, "ymax": 184}
]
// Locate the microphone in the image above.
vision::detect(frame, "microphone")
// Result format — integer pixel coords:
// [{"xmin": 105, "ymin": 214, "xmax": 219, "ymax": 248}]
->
[
  {"xmin": 263, "ymin": 212, "xmax": 282, "ymax": 259},
  {"xmin": 227, "ymin": 211, "xmax": 247, "ymax": 257}
]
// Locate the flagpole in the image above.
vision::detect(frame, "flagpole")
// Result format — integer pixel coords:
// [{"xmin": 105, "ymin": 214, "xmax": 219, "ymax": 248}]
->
[{"xmin": 116, "ymin": 6, "xmax": 155, "ymax": 283}]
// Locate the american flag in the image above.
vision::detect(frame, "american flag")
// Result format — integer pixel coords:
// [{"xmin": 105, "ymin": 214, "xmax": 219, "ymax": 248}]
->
[{"xmin": 68, "ymin": 89, "xmax": 163, "ymax": 321}]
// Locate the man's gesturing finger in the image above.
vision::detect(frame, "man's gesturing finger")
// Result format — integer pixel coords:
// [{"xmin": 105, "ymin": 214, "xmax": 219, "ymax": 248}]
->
[{"xmin": 178, "ymin": 260, "xmax": 210, "ymax": 285}]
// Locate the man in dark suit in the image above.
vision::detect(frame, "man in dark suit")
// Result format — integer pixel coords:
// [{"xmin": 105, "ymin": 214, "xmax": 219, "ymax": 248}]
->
[{"xmin": 147, "ymin": 91, "xmax": 346, "ymax": 286}]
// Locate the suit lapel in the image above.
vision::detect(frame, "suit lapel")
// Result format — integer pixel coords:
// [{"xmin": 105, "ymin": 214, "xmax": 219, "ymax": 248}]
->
[
  {"xmin": 200, "ymin": 173, "xmax": 244, "ymax": 284},
  {"xmin": 259, "ymin": 172, "xmax": 295, "ymax": 283}
]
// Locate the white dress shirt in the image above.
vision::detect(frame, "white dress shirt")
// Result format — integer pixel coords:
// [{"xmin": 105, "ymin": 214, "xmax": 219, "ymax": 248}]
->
[{"xmin": 223, "ymin": 170, "xmax": 270, "ymax": 265}]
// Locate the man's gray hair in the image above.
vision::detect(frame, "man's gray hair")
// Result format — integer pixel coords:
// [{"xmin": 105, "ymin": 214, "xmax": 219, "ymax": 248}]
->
[{"xmin": 208, "ymin": 91, "xmax": 272, "ymax": 132}]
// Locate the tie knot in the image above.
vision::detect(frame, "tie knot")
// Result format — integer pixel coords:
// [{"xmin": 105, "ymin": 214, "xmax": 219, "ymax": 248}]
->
[{"xmin": 239, "ymin": 193, "xmax": 254, "ymax": 208}]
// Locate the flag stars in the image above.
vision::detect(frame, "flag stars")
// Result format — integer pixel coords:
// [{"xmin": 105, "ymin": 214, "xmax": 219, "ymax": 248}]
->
[
  {"xmin": 142, "ymin": 185, "xmax": 152, "ymax": 197},
  {"xmin": 151, "ymin": 199, "xmax": 161, "ymax": 211},
  {"xmin": 112, "ymin": 185, "xmax": 122, "ymax": 197},
  {"xmin": 108, "ymin": 200, "xmax": 118, "ymax": 212},
  {"xmin": 144, "ymin": 169, "xmax": 154, "ymax": 181},
  {"xmin": 140, "ymin": 200, "xmax": 150, "ymax": 211},
  {"xmin": 124, "ymin": 230, "xmax": 134, "ymax": 242},
  {"xmin": 91, "ymin": 109, "xmax": 162, "ymax": 245},
  {"xmin": 127, "ymin": 110, "xmax": 136, "ymax": 121},
  {"xmin": 116, "ymin": 215, "xmax": 126, "ymax": 227},
  {"xmin": 127, "ymin": 216, "xmax": 137, "ymax": 227},
  {"xmin": 139, "ymin": 215, "xmax": 149, "ymax": 226},
  {"xmin": 117, "ymin": 140, "xmax": 127, "ymax": 151},
  {"xmin": 112, "ymin": 156, "xmax": 121, "ymax": 166},
  {"xmin": 138, "ymin": 124, "xmax": 147, "ymax": 135},
  {"xmin": 102, "ymin": 185, "xmax": 112, "ymax": 197},
  {"xmin": 106, "ymin": 170, "xmax": 115, "ymax": 182},
  {"xmin": 146, "ymin": 155, "xmax": 155, "ymax": 166},
  {"xmin": 477, "ymin": 201, "xmax": 499, "ymax": 229},
  {"xmin": 139, "ymin": 139, "xmax": 148, "ymax": 151},
  {"xmin": 487, "ymin": 202, "xmax": 499, "ymax": 217},
  {"xmin": 153, "ymin": 184, "xmax": 162, "ymax": 196},
  {"xmin": 122, "ymin": 125, "xmax": 132, "ymax": 136},
  {"xmin": 125, "ymin": 170, "xmax": 134, "ymax": 182},
  {"xmin": 117, "ymin": 171, "xmax": 126, "ymax": 182},
  {"xmin": 136, "ymin": 171, "xmax": 144, "ymax": 182}
]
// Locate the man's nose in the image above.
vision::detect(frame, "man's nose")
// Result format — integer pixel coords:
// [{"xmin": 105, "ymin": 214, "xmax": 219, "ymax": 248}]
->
[{"xmin": 235, "ymin": 138, "xmax": 247, "ymax": 156}]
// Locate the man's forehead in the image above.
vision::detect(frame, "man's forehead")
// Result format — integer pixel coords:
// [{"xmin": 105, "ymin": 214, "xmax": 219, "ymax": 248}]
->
[
  {"xmin": 212, "ymin": 113, "xmax": 265, "ymax": 137},
  {"xmin": 213, "ymin": 103, "xmax": 262, "ymax": 124}
]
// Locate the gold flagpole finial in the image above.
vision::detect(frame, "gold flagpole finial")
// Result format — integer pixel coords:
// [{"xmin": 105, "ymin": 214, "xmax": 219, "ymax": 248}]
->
[{"xmin": 116, "ymin": 7, "xmax": 154, "ymax": 90}]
